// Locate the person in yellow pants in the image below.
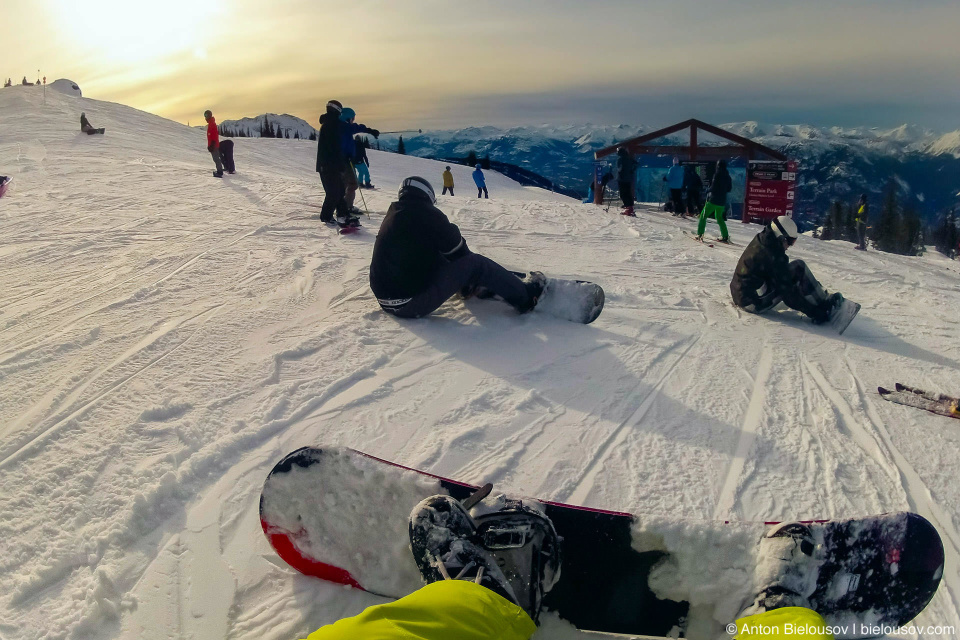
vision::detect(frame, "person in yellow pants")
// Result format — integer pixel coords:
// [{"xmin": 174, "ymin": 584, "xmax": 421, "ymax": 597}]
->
[
  {"xmin": 305, "ymin": 580, "xmax": 536, "ymax": 640},
  {"xmin": 735, "ymin": 606, "xmax": 834, "ymax": 640},
  {"xmin": 301, "ymin": 494, "xmax": 835, "ymax": 640}
]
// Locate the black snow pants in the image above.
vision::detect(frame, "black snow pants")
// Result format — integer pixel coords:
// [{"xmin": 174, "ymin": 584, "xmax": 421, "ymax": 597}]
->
[
  {"xmin": 377, "ymin": 253, "xmax": 531, "ymax": 319},
  {"xmin": 319, "ymin": 168, "xmax": 346, "ymax": 222},
  {"xmin": 618, "ymin": 181, "xmax": 634, "ymax": 208},
  {"xmin": 670, "ymin": 188, "xmax": 685, "ymax": 215},
  {"xmin": 740, "ymin": 259, "xmax": 832, "ymax": 321}
]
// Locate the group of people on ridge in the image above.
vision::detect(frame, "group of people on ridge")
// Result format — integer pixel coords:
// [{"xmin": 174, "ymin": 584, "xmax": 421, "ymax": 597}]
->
[{"xmin": 2, "ymin": 77, "xmax": 41, "ymax": 87}]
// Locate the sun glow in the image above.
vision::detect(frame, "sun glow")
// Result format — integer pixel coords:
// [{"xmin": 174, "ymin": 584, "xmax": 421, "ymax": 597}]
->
[{"xmin": 52, "ymin": 0, "xmax": 222, "ymax": 63}]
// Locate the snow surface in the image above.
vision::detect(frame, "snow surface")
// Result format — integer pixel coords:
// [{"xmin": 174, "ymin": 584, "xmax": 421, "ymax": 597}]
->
[{"xmin": 1, "ymin": 84, "xmax": 959, "ymax": 639}]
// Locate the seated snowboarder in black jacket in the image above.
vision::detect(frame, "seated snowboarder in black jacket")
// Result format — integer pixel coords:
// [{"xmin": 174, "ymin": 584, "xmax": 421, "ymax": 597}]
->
[
  {"xmin": 370, "ymin": 176, "xmax": 545, "ymax": 319},
  {"xmin": 730, "ymin": 216, "xmax": 843, "ymax": 323},
  {"xmin": 80, "ymin": 112, "xmax": 104, "ymax": 135}
]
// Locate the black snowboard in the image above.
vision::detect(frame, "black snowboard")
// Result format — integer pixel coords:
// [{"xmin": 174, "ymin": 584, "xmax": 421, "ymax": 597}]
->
[
  {"xmin": 260, "ymin": 446, "xmax": 944, "ymax": 638},
  {"xmin": 219, "ymin": 139, "xmax": 235, "ymax": 173}
]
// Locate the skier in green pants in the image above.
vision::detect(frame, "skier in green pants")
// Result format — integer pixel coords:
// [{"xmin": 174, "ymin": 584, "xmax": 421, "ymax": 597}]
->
[{"xmin": 697, "ymin": 159, "xmax": 732, "ymax": 243}]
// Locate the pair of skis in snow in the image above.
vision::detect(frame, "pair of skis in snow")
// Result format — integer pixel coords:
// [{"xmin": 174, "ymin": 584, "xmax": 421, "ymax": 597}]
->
[
  {"xmin": 259, "ymin": 446, "xmax": 944, "ymax": 639},
  {"xmin": 879, "ymin": 383, "xmax": 960, "ymax": 420}
]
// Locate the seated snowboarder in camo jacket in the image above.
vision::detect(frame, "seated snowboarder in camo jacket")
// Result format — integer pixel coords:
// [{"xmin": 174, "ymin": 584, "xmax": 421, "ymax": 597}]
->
[
  {"xmin": 730, "ymin": 216, "xmax": 844, "ymax": 324},
  {"xmin": 369, "ymin": 176, "xmax": 544, "ymax": 319}
]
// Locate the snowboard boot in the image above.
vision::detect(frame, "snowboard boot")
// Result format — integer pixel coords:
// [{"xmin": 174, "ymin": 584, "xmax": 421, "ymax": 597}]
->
[
  {"xmin": 409, "ymin": 495, "xmax": 525, "ymax": 617},
  {"xmin": 469, "ymin": 494, "xmax": 562, "ymax": 625},
  {"xmin": 621, "ymin": 206, "xmax": 636, "ymax": 217},
  {"xmin": 212, "ymin": 171, "xmax": 223, "ymax": 178},
  {"xmin": 812, "ymin": 292, "xmax": 843, "ymax": 325},
  {"xmin": 740, "ymin": 522, "xmax": 819, "ymax": 617},
  {"xmin": 518, "ymin": 271, "xmax": 547, "ymax": 313}
]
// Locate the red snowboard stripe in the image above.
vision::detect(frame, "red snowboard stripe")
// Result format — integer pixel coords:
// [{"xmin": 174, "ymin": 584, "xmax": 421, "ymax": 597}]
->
[{"xmin": 262, "ymin": 520, "xmax": 364, "ymax": 590}]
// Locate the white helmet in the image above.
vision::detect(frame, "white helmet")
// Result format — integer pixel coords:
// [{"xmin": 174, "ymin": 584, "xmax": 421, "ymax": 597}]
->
[
  {"xmin": 771, "ymin": 215, "xmax": 798, "ymax": 245},
  {"xmin": 398, "ymin": 176, "xmax": 435, "ymax": 204}
]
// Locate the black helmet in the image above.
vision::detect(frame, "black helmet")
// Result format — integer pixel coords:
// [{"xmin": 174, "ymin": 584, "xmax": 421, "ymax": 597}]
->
[
  {"xmin": 203, "ymin": 110, "xmax": 212, "ymax": 119},
  {"xmin": 398, "ymin": 176, "xmax": 436, "ymax": 204}
]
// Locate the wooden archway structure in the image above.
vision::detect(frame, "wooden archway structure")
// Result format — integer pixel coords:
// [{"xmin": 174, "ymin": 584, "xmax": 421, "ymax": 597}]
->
[{"xmin": 594, "ymin": 118, "xmax": 786, "ymax": 162}]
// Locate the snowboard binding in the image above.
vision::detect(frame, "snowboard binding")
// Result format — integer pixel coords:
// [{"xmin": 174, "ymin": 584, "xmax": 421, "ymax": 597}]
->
[{"xmin": 408, "ymin": 490, "xmax": 562, "ymax": 624}]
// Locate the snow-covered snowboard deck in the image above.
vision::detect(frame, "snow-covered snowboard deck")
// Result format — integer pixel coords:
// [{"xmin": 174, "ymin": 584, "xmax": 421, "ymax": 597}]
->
[
  {"xmin": 498, "ymin": 271, "xmax": 604, "ymax": 324},
  {"xmin": 260, "ymin": 446, "xmax": 943, "ymax": 638},
  {"xmin": 879, "ymin": 384, "xmax": 960, "ymax": 420},
  {"xmin": 830, "ymin": 298, "xmax": 861, "ymax": 335}
]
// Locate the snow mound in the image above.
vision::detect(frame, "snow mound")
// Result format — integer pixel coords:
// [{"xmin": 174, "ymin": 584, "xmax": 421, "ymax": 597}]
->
[{"xmin": 50, "ymin": 78, "xmax": 82, "ymax": 97}]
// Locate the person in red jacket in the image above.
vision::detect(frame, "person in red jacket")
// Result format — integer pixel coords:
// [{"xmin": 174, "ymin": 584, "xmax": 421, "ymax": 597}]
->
[{"xmin": 204, "ymin": 110, "xmax": 224, "ymax": 178}]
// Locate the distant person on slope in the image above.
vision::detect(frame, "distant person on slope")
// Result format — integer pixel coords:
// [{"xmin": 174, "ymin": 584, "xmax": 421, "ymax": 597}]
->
[
  {"xmin": 338, "ymin": 107, "xmax": 379, "ymax": 218},
  {"xmin": 370, "ymin": 176, "xmax": 545, "ymax": 319},
  {"xmin": 473, "ymin": 165, "xmax": 488, "ymax": 198},
  {"xmin": 616, "ymin": 147, "xmax": 636, "ymax": 216},
  {"xmin": 21, "ymin": 76, "xmax": 30, "ymax": 86},
  {"xmin": 684, "ymin": 165, "xmax": 703, "ymax": 218},
  {"xmin": 203, "ymin": 110, "xmax": 224, "ymax": 178},
  {"xmin": 442, "ymin": 166, "xmax": 455, "ymax": 196},
  {"xmin": 353, "ymin": 136, "xmax": 373, "ymax": 188},
  {"xmin": 696, "ymin": 160, "xmax": 731, "ymax": 242},
  {"xmin": 664, "ymin": 157, "xmax": 685, "ymax": 216},
  {"xmin": 730, "ymin": 216, "xmax": 845, "ymax": 325},
  {"xmin": 79, "ymin": 112, "xmax": 104, "ymax": 135},
  {"xmin": 855, "ymin": 194, "xmax": 868, "ymax": 251}
]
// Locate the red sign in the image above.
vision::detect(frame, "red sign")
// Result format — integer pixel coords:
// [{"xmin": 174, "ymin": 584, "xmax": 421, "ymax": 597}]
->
[{"xmin": 744, "ymin": 161, "xmax": 797, "ymax": 223}]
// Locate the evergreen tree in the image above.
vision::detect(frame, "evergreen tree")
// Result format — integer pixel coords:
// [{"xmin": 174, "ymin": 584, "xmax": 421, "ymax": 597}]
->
[
  {"xmin": 309, "ymin": 131, "xmax": 317, "ymax": 141},
  {"xmin": 466, "ymin": 150, "xmax": 478, "ymax": 167},
  {"xmin": 481, "ymin": 155, "xmax": 491, "ymax": 170},
  {"xmin": 842, "ymin": 202, "xmax": 858, "ymax": 242},
  {"xmin": 820, "ymin": 201, "xmax": 839, "ymax": 240},
  {"xmin": 934, "ymin": 210, "xmax": 958, "ymax": 257},
  {"xmin": 294, "ymin": 131, "xmax": 300, "ymax": 140},
  {"xmin": 397, "ymin": 135, "xmax": 406, "ymax": 154},
  {"xmin": 902, "ymin": 207, "xmax": 923, "ymax": 256},
  {"xmin": 872, "ymin": 182, "xmax": 900, "ymax": 253}
]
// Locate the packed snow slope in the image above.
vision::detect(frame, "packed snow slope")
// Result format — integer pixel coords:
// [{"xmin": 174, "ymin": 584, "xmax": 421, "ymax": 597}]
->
[{"xmin": 1, "ymin": 85, "xmax": 959, "ymax": 640}]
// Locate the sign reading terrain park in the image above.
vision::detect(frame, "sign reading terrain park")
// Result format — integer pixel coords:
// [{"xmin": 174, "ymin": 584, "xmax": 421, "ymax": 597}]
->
[{"xmin": 744, "ymin": 160, "xmax": 798, "ymax": 223}]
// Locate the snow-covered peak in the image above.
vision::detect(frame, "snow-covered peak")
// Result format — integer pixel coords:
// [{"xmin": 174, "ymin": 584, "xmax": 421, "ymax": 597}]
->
[{"xmin": 218, "ymin": 113, "xmax": 316, "ymax": 139}]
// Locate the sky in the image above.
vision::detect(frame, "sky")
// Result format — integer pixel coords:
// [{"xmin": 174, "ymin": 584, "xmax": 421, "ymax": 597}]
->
[{"xmin": 3, "ymin": 0, "xmax": 960, "ymax": 132}]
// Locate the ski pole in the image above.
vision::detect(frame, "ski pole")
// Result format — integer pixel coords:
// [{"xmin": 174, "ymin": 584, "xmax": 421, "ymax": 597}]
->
[
  {"xmin": 350, "ymin": 161, "xmax": 369, "ymax": 216},
  {"xmin": 378, "ymin": 129, "xmax": 422, "ymax": 135}
]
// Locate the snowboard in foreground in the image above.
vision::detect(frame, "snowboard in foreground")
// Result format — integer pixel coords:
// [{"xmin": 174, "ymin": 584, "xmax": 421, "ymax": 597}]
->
[
  {"xmin": 470, "ymin": 271, "xmax": 604, "ymax": 324},
  {"xmin": 260, "ymin": 446, "xmax": 943, "ymax": 638},
  {"xmin": 879, "ymin": 384, "xmax": 960, "ymax": 420},
  {"xmin": 0, "ymin": 176, "xmax": 10, "ymax": 199}
]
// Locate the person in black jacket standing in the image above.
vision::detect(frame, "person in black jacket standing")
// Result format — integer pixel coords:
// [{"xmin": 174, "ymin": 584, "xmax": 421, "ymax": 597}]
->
[
  {"xmin": 730, "ymin": 216, "xmax": 843, "ymax": 323},
  {"xmin": 316, "ymin": 99, "xmax": 345, "ymax": 222},
  {"xmin": 370, "ymin": 176, "xmax": 545, "ymax": 319}
]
